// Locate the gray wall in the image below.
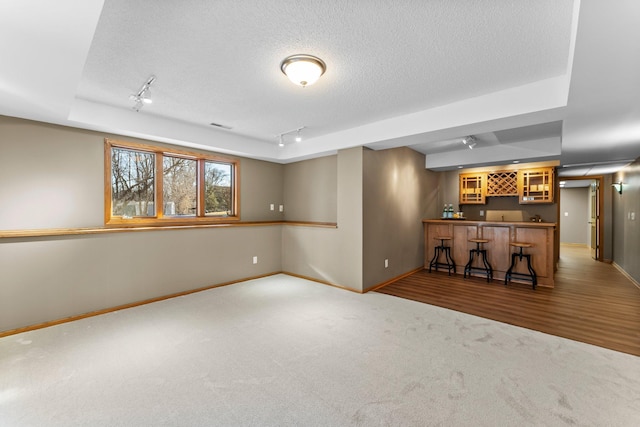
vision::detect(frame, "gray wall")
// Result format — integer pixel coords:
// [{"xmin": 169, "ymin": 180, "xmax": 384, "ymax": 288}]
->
[
  {"xmin": 0, "ymin": 116, "xmax": 285, "ymax": 228},
  {"xmin": 282, "ymin": 147, "xmax": 441, "ymax": 292},
  {"xmin": 0, "ymin": 117, "xmax": 284, "ymax": 331},
  {"xmin": 613, "ymin": 160, "xmax": 640, "ymax": 283},
  {"xmin": 0, "ymin": 118, "xmax": 104, "ymax": 229},
  {"xmin": 283, "ymin": 155, "xmax": 337, "ymax": 222},
  {"xmin": 559, "ymin": 187, "xmax": 589, "ymax": 244},
  {"xmin": 439, "ymin": 170, "xmax": 460, "ymax": 213},
  {"xmin": 281, "ymin": 147, "xmax": 363, "ymax": 291},
  {"xmin": 0, "ymin": 227, "xmax": 281, "ymax": 331},
  {"xmin": 362, "ymin": 147, "xmax": 438, "ymax": 290},
  {"xmin": 602, "ymin": 174, "xmax": 614, "ymax": 262}
]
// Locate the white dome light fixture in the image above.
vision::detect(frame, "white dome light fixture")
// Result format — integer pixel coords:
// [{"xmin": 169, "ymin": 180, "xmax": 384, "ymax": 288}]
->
[{"xmin": 280, "ymin": 54, "xmax": 326, "ymax": 87}]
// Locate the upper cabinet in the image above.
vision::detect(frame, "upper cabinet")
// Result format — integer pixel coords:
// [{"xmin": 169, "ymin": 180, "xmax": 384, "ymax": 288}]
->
[
  {"xmin": 459, "ymin": 173, "xmax": 486, "ymax": 204},
  {"xmin": 459, "ymin": 166, "xmax": 555, "ymax": 205},
  {"xmin": 518, "ymin": 167, "xmax": 554, "ymax": 204},
  {"xmin": 486, "ymin": 171, "xmax": 518, "ymax": 197}
]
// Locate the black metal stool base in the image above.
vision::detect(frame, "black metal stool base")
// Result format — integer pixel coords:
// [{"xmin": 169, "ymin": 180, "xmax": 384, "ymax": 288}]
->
[
  {"xmin": 429, "ymin": 239, "xmax": 456, "ymax": 276},
  {"xmin": 464, "ymin": 242, "xmax": 493, "ymax": 282},
  {"xmin": 505, "ymin": 247, "xmax": 537, "ymax": 289}
]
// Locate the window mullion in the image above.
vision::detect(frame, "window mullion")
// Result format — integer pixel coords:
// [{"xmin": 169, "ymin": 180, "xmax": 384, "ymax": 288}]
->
[
  {"xmin": 156, "ymin": 153, "xmax": 164, "ymax": 219},
  {"xmin": 197, "ymin": 159, "xmax": 205, "ymax": 217}
]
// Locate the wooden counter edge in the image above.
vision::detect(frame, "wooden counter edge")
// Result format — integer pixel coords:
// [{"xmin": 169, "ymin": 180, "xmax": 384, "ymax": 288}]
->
[{"xmin": 423, "ymin": 219, "xmax": 556, "ymax": 228}]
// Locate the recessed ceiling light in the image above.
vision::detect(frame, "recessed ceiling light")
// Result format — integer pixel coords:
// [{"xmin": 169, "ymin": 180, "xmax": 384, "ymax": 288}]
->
[
  {"xmin": 513, "ymin": 160, "xmax": 520, "ymax": 163},
  {"xmin": 457, "ymin": 166, "xmax": 463, "ymax": 169}
]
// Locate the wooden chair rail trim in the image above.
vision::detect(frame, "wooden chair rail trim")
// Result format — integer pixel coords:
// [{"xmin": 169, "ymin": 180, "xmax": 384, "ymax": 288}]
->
[{"xmin": 0, "ymin": 220, "xmax": 338, "ymax": 239}]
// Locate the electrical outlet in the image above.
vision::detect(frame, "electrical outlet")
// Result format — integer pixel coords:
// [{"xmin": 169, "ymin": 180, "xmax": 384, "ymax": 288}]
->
[
  {"xmin": 384, "ymin": 259, "xmax": 389, "ymax": 268},
  {"xmin": 252, "ymin": 256, "xmax": 258, "ymax": 264},
  {"xmin": 480, "ymin": 210, "xmax": 485, "ymax": 217},
  {"xmin": 270, "ymin": 204, "xmax": 274, "ymax": 211},
  {"xmin": 279, "ymin": 205, "xmax": 284, "ymax": 212}
]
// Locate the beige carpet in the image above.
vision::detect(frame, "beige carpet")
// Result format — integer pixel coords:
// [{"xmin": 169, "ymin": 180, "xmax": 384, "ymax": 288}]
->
[{"xmin": 1, "ymin": 274, "xmax": 639, "ymax": 426}]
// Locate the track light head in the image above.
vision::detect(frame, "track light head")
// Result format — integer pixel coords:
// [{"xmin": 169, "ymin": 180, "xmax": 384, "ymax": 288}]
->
[
  {"xmin": 277, "ymin": 126, "xmax": 305, "ymax": 147},
  {"xmin": 141, "ymin": 88, "xmax": 152, "ymax": 104},
  {"xmin": 461, "ymin": 136, "xmax": 476, "ymax": 149},
  {"xmin": 130, "ymin": 75, "xmax": 156, "ymax": 112}
]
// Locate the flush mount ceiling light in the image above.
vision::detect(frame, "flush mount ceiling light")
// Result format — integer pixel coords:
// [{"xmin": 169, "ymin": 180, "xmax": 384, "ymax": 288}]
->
[
  {"xmin": 280, "ymin": 55, "xmax": 326, "ymax": 87},
  {"xmin": 129, "ymin": 75, "xmax": 156, "ymax": 112}
]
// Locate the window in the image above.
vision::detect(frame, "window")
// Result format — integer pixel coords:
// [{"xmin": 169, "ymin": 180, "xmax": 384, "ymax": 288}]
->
[
  {"xmin": 163, "ymin": 156, "xmax": 197, "ymax": 217},
  {"xmin": 105, "ymin": 139, "xmax": 238, "ymax": 226},
  {"xmin": 111, "ymin": 147, "xmax": 155, "ymax": 218},
  {"xmin": 204, "ymin": 161, "xmax": 233, "ymax": 216}
]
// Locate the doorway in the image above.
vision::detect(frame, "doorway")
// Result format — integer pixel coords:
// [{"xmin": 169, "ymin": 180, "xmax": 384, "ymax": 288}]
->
[{"xmin": 559, "ymin": 176, "xmax": 604, "ymax": 261}]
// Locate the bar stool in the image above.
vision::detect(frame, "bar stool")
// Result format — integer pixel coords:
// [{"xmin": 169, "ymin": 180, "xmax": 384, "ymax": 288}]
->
[
  {"xmin": 464, "ymin": 239, "xmax": 493, "ymax": 282},
  {"xmin": 429, "ymin": 236, "xmax": 456, "ymax": 275},
  {"xmin": 505, "ymin": 242, "xmax": 537, "ymax": 289}
]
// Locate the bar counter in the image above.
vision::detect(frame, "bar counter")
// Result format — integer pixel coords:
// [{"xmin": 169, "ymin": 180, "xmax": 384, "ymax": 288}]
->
[{"xmin": 423, "ymin": 219, "xmax": 557, "ymax": 287}]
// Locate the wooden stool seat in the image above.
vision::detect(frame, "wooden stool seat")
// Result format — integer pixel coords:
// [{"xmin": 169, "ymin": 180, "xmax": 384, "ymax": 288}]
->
[
  {"xmin": 505, "ymin": 242, "xmax": 537, "ymax": 289},
  {"xmin": 464, "ymin": 238, "xmax": 493, "ymax": 282},
  {"xmin": 510, "ymin": 242, "xmax": 533, "ymax": 248},
  {"xmin": 429, "ymin": 236, "xmax": 456, "ymax": 275}
]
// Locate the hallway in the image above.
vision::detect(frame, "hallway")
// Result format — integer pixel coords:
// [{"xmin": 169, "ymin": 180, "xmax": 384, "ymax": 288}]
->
[{"xmin": 377, "ymin": 244, "xmax": 640, "ymax": 356}]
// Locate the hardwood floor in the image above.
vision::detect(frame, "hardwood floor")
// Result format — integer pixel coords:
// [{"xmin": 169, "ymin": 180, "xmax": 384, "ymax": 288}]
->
[{"xmin": 377, "ymin": 244, "xmax": 640, "ymax": 356}]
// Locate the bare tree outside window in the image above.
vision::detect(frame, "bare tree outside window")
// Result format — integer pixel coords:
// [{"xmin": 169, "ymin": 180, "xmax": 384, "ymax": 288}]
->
[
  {"xmin": 163, "ymin": 157, "xmax": 197, "ymax": 216},
  {"xmin": 205, "ymin": 161, "xmax": 232, "ymax": 216},
  {"xmin": 106, "ymin": 139, "xmax": 238, "ymax": 226},
  {"xmin": 111, "ymin": 148, "xmax": 155, "ymax": 217}
]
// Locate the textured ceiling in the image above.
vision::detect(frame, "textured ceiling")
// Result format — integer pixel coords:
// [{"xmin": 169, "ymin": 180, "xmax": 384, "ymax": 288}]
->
[
  {"xmin": 1, "ymin": 0, "xmax": 640, "ymax": 173},
  {"xmin": 75, "ymin": 0, "xmax": 572, "ymax": 142}
]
